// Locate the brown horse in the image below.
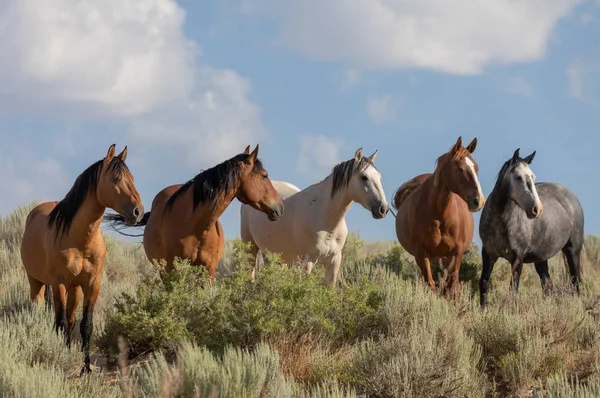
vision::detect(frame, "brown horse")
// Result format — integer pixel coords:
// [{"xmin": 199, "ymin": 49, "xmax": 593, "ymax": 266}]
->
[
  {"xmin": 392, "ymin": 137, "xmax": 485, "ymax": 297},
  {"xmin": 105, "ymin": 144, "xmax": 284, "ymax": 279},
  {"xmin": 20, "ymin": 144, "xmax": 144, "ymax": 375}
]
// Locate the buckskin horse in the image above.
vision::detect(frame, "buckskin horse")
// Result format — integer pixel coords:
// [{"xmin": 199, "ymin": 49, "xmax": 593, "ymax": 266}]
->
[
  {"xmin": 392, "ymin": 137, "xmax": 485, "ymax": 298},
  {"xmin": 106, "ymin": 145, "xmax": 284, "ymax": 279},
  {"xmin": 240, "ymin": 148, "xmax": 389, "ymax": 287},
  {"xmin": 20, "ymin": 144, "xmax": 144, "ymax": 375},
  {"xmin": 478, "ymin": 148, "xmax": 584, "ymax": 311}
]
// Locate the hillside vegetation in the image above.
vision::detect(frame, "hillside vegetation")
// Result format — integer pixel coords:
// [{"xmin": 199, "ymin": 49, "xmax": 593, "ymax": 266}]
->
[{"xmin": 1, "ymin": 202, "xmax": 600, "ymax": 397}]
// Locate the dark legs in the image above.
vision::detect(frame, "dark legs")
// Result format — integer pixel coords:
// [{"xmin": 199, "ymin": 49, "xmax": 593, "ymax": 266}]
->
[
  {"xmin": 534, "ymin": 260, "xmax": 552, "ymax": 294},
  {"xmin": 562, "ymin": 243, "xmax": 582, "ymax": 294},
  {"xmin": 66, "ymin": 286, "xmax": 82, "ymax": 348},
  {"xmin": 479, "ymin": 247, "xmax": 497, "ymax": 311},
  {"xmin": 80, "ymin": 280, "xmax": 101, "ymax": 375},
  {"xmin": 52, "ymin": 284, "xmax": 67, "ymax": 335},
  {"xmin": 509, "ymin": 259, "xmax": 524, "ymax": 293}
]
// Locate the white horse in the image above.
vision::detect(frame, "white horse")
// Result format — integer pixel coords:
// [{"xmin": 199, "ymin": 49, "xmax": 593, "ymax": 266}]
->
[{"xmin": 240, "ymin": 148, "xmax": 389, "ymax": 286}]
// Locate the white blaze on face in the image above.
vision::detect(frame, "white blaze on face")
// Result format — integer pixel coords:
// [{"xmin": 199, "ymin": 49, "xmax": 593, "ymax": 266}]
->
[
  {"xmin": 514, "ymin": 163, "xmax": 542, "ymax": 209},
  {"xmin": 465, "ymin": 157, "xmax": 484, "ymax": 202}
]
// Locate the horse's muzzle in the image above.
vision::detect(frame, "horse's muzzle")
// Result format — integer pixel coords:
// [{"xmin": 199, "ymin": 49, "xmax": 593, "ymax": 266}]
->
[
  {"xmin": 467, "ymin": 195, "xmax": 485, "ymax": 212},
  {"xmin": 267, "ymin": 202, "xmax": 284, "ymax": 221},
  {"xmin": 124, "ymin": 205, "xmax": 144, "ymax": 225},
  {"xmin": 371, "ymin": 204, "xmax": 389, "ymax": 219}
]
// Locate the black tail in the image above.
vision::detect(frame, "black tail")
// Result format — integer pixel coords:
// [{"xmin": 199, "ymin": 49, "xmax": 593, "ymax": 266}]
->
[{"xmin": 103, "ymin": 212, "xmax": 151, "ymax": 237}]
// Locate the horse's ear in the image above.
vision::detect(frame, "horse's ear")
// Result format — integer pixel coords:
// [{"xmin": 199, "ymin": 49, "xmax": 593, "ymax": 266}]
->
[
  {"xmin": 117, "ymin": 146, "xmax": 128, "ymax": 162},
  {"xmin": 466, "ymin": 138, "xmax": 477, "ymax": 153},
  {"xmin": 451, "ymin": 136, "xmax": 462, "ymax": 153},
  {"xmin": 367, "ymin": 149, "xmax": 378, "ymax": 163},
  {"xmin": 247, "ymin": 144, "xmax": 259, "ymax": 163},
  {"xmin": 243, "ymin": 145, "xmax": 251, "ymax": 155},
  {"xmin": 354, "ymin": 148, "xmax": 363, "ymax": 161},
  {"xmin": 512, "ymin": 148, "xmax": 521, "ymax": 161},
  {"xmin": 105, "ymin": 144, "xmax": 116, "ymax": 164},
  {"xmin": 523, "ymin": 150, "xmax": 536, "ymax": 164}
]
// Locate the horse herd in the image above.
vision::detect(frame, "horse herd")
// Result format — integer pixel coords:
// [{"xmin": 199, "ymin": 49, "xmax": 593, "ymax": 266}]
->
[{"xmin": 17, "ymin": 137, "xmax": 584, "ymax": 375}]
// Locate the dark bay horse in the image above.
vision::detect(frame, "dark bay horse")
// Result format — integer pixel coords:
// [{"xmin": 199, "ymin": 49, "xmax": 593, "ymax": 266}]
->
[
  {"xmin": 479, "ymin": 148, "xmax": 584, "ymax": 311},
  {"xmin": 106, "ymin": 145, "xmax": 284, "ymax": 279},
  {"xmin": 392, "ymin": 137, "xmax": 485, "ymax": 298},
  {"xmin": 20, "ymin": 144, "xmax": 144, "ymax": 374}
]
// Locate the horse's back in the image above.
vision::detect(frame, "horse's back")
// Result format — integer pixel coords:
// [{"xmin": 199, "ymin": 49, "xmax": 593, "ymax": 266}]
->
[
  {"xmin": 272, "ymin": 181, "xmax": 301, "ymax": 200},
  {"xmin": 21, "ymin": 201, "xmax": 58, "ymax": 283}
]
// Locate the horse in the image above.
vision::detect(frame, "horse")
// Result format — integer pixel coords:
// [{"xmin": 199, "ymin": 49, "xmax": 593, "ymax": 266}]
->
[
  {"xmin": 240, "ymin": 148, "xmax": 389, "ymax": 287},
  {"xmin": 20, "ymin": 144, "xmax": 144, "ymax": 375},
  {"xmin": 392, "ymin": 136, "xmax": 485, "ymax": 298},
  {"xmin": 105, "ymin": 145, "xmax": 284, "ymax": 279},
  {"xmin": 478, "ymin": 148, "xmax": 584, "ymax": 311}
]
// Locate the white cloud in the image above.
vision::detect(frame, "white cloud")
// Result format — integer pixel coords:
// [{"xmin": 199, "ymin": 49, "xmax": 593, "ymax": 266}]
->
[
  {"xmin": 567, "ymin": 62, "xmax": 584, "ymax": 100},
  {"xmin": 0, "ymin": 0, "xmax": 266, "ymax": 180},
  {"xmin": 235, "ymin": 0, "xmax": 583, "ymax": 74},
  {"xmin": 505, "ymin": 77, "xmax": 534, "ymax": 98},
  {"xmin": 366, "ymin": 95, "xmax": 398, "ymax": 123},
  {"xmin": 0, "ymin": 0, "xmax": 197, "ymax": 116},
  {"xmin": 0, "ymin": 149, "xmax": 70, "ymax": 214},
  {"xmin": 296, "ymin": 134, "xmax": 344, "ymax": 176}
]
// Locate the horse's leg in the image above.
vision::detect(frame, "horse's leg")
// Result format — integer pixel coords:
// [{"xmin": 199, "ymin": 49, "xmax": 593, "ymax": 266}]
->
[
  {"xmin": 444, "ymin": 254, "xmax": 463, "ymax": 300},
  {"xmin": 52, "ymin": 284, "xmax": 67, "ymax": 336},
  {"xmin": 416, "ymin": 256, "xmax": 436, "ymax": 292},
  {"xmin": 562, "ymin": 243, "xmax": 582, "ymax": 294},
  {"xmin": 26, "ymin": 273, "xmax": 46, "ymax": 306},
  {"xmin": 534, "ymin": 260, "xmax": 552, "ymax": 295},
  {"xmin": 479, "ymin": 247, "xmax": 498, "ymax": 312},
  {"xmin": 80, "ymin": 279, "xmax": 101, "ymax": 375},
  {"xmin": 44, "ymin": 284, "xmax": 52, "ymax": 312},
  {"xmin": 324, "ymin": 253, "xmax": 342, "ymax": 288},
  {"xmin": 509, "ymin": 259, "xmax": 524, "ymax": 294},
  {"xmin": 65, "ymin": 285, "xmax": 82, "ymax": 348}
]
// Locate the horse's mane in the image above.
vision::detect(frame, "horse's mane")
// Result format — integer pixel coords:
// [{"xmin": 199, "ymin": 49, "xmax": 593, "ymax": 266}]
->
[
  {"xmin": 330, "ymin": 156, "xmax": 375, "ymax": 198},
  {"xmin": 48, "ymin": 157, "xmax": 131, "ymax": 239},
  {"xmin": 493, "ymin": 156, "xmax": 524, "ymax": 192},
  {"xmin": 392, "ymin": 176, "xmax": 423, "ymax": 210},
  {"xmin": 165, "ymin": 153, "xmax": 264, "ymax": 213}
]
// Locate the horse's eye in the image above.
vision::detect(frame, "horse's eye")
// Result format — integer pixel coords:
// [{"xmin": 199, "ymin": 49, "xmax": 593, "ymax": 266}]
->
[
  {"xmin": 361, "ymin": 175, "xmax": 368, "ymax": 181},
  {"xmin": 515, "ymin": 175, "xmax": 522, "ymax": 181}
]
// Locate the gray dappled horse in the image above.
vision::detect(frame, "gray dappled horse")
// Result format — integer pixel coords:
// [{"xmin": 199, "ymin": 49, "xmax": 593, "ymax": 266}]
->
[{"xmin": 479, "ymin": 148, "xmax": 584, "ymax": 311}]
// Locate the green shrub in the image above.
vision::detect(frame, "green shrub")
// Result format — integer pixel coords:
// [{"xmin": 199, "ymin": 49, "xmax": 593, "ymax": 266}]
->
[{"xmin": 100, "ymin": 240, "xmax": 388, "ymax": 362}]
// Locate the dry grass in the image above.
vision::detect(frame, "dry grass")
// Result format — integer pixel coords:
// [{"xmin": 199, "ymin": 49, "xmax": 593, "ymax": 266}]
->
[{"xmin": 0, "ymin": 202, "xmax": 599, "ymax": 397}]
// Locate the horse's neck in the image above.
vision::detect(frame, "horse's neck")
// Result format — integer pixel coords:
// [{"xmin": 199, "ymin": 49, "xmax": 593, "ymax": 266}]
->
[
  {"xmin": 313, "ymin": 176, "xmax": 352, "ymax": 230},
  {"xmin": 69, "ymin": 194, "xmax": 106, "ymax": 244},
  {"xmin": 428, "ymin": 173, "xmax": 454, "ymax": 216},
  {"xmin": 487, "ymin": 182, "xmax": 516, "ymax": 220},
  {"xmin": 189, "ymin": 186, "xmax": 237, "ymax": 232}
]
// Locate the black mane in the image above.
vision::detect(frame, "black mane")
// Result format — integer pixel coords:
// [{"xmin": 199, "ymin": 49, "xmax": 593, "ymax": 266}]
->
[
  {"xmin": 48, "ymin": 157, "xmax": 130, "ymax": 239},
  {"xmin": 330, "ymin": 157, "xmax": 375, "ymax": 197},
  {"xmin": 165, "ymin": 153, "xmax": 264, "ymax": 213}
]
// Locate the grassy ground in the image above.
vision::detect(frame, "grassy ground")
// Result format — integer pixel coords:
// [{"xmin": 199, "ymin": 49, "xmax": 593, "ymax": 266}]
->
[{"xmin": 1, "ymin": 202, "xmax": 599, "ymax": 397}]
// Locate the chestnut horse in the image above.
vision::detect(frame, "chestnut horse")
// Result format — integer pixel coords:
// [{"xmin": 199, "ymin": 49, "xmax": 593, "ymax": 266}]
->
[
  {"xmin": 392, "ymin": 137, "xmax": 485, "ymax": 297},
  {"xmin": 105, "ymin": 145, "xmax": 284, "ymax": 278},
  {"xmin": 20, "ymin": 144, "xmax": 144, "ymax": 375}
]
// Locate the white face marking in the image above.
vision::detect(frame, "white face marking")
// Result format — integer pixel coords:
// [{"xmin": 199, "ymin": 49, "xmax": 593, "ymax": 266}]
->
[
  {"xmin": 513, "ymin": 163, "xmax": 541, "ymax": 206},
  {"xmin": 465, "ymin": 157, "xmax": 484, "ymax": 201}
]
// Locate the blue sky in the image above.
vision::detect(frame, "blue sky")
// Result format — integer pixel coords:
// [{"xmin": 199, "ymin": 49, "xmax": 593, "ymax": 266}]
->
[{"xmin": 0, "ymin": 0, "xmax": 599, "ymax": 247}]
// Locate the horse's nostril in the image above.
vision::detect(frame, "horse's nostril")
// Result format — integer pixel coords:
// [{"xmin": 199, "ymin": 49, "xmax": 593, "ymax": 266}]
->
[
  {"xmin": 532, "ymin": 206, "xmax": 539, "ymax": 215},
  {"xmin": 379, "ymin": 206, "xmax": 387, "ymax": 215},
  {"xmin": 133, "ymin": 207, "xmax": 141, "ymax": 218}
]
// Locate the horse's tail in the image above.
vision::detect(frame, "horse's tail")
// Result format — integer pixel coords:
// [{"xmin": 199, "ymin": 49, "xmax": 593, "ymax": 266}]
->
[
  {"xmin": 103, "ymin": 212, "xmax": 151, "ymax": 237},
  {"xmin": 392, "ymin": 176, "xmax": 425, "ymax": 211}
]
